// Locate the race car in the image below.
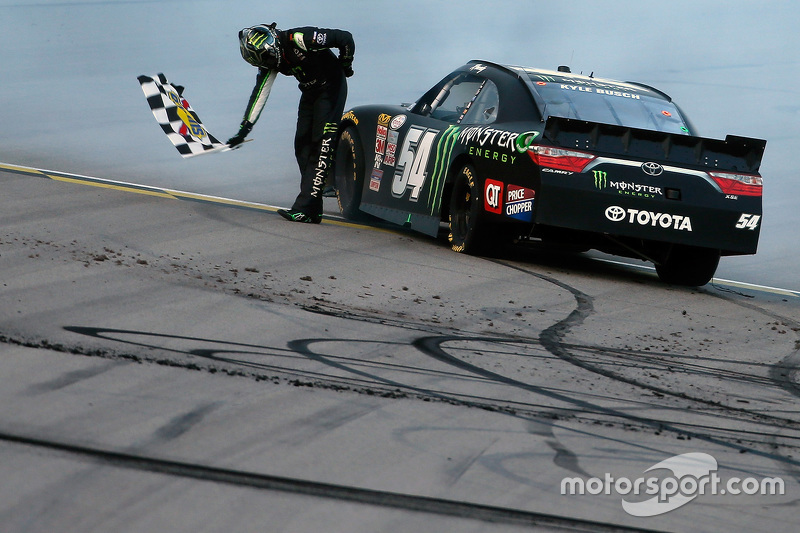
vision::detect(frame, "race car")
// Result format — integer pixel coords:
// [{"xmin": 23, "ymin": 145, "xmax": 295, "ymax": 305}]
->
[{"xmin": 333, "ymin": 60, "xmax": 766, "ymax": 286}]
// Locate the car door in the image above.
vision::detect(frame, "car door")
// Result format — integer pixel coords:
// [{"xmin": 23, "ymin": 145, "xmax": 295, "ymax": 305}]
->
[{"xmin": 360, "ymin": 72, "xmax": 494, "ymax": 236}]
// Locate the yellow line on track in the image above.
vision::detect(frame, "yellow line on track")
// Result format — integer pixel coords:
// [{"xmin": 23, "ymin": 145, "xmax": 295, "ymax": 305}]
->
[{"xmin": 0, "ymin": 161, "xmax": 391, "ymax": 233}]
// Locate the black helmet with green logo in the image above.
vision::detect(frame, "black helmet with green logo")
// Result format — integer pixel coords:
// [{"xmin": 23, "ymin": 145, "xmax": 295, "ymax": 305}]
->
[{"xmin": 239, "ymin": 23, "xmax": 281, "ymax": 69}]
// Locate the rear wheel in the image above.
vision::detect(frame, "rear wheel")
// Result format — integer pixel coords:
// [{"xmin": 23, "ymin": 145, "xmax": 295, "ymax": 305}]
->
[
  {"xmin": 448, "ymin": 164, "xmax": 490, "ymax": 254},
  {"xmin": 655, "ymin": 245, "xmax": 720, "ymax": 286},
  {"xmin": 334, "ymin": 125, "xmax": 369, "ymax": 221}
]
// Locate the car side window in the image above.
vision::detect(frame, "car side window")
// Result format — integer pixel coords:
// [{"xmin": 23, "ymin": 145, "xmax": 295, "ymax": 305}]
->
[
  {"xmin": 461, "ymin": 80, "xmax": 499, "ymax": 125},
  {"xmin": 428, "ymin": 75, "xmax": 486, "ymax": 123}
]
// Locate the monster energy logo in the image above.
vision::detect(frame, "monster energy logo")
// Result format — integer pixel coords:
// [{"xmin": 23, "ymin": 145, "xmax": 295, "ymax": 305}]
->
[
  {"xmin": 427, "ymin": 126, "xmax": 460, "ymax": 215},
  {"xmin": 593, "ymin": 170, "xmax": 607, "ymax": 189},
  {"xmin": 323, "ymin": 123, "xmax": 338, "ymax": 135}
]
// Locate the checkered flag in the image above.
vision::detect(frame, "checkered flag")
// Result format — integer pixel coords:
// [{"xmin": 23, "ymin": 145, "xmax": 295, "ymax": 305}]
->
[{"xmin": 138, "ymin": 73, "xmax": 229, "ymax": 158}]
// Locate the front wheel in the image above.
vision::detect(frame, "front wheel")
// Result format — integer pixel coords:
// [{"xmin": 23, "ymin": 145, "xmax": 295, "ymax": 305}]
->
[
  {"xmin": 448, "ymin": 164, "xmax": 490, "ymax": 254},
  {"xmin": 334, "ymin": 125, "xmax": 369, "ymax": 221},
  {"xmin": 655, "ymin": 245, "xmax": 720, "ymax": 286}
]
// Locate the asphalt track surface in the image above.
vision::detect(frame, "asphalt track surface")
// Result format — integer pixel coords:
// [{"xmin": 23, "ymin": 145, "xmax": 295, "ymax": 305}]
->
[{"xmin": 2, "ymin": 162, "xmax": 800, "ymax": 532}]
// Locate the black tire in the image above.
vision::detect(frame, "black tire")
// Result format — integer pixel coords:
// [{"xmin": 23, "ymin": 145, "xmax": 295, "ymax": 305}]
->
[
  {"xmin": 655, "ymin": 245, "xmax": 720, "ymax": 286},
  {"xmin": 334, "ymin": 125, "xmax": 369, "ymax": 221},
  {"xmin": 448, "ymin": 164, "xmax": 489, "ymax": 254}
]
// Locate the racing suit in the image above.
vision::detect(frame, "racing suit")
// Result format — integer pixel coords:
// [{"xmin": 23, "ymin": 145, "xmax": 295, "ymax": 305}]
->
[{"xmin": 233, "ymin": 27, "xmax": 355, "ymax": 219}]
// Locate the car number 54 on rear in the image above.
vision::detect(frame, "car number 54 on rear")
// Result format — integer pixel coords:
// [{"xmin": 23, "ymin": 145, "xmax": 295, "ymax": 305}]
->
[{"xmin": 736, "ymin": 213, "xmax": 761, "ymax": 230}]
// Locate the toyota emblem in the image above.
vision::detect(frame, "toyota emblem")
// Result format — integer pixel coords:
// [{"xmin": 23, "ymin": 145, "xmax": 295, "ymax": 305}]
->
[
  {"xmin": 605, "ymin": 205, "xmax": 626, "ymax": 222},
  {"xmin": 642, "ymin": 162, "xmax": 664, "ymax": 176}
]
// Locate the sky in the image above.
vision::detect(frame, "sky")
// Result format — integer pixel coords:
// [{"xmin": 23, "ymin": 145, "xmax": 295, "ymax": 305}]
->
[{"xmin": 1, "ymin": 0, "xmax": 798, "ymax": 289}]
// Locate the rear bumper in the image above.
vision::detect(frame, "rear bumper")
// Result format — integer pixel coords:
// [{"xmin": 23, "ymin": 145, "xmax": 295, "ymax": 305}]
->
[{"xmin": 535, "ymin": 182, "xmax": 761, "ymax": 254}]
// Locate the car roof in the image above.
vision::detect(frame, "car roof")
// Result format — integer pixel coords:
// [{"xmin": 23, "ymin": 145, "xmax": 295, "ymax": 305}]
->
[{"xmin": 466, "ymin": 60, "xmax": 673, "ymax": 102}]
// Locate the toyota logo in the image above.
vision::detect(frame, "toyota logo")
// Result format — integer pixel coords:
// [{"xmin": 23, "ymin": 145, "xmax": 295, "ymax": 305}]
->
[
  {"xmin": 605, "ymin": 205, "xmax": 626, "ymax": 222},
  {"xmin": 642, "ymin": 162, "xmax": 664, "ymax": 176}
]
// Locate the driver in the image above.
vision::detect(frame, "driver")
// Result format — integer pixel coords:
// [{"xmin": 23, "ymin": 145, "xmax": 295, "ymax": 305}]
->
[{"xmin": 229, "ymin": 23, "xmax": 355, "ymax": 224}]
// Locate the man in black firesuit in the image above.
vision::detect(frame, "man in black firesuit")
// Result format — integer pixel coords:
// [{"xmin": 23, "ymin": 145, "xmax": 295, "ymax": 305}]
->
[{"xmin": 228, "ymin": 23, "xmax": 354, "ymax": 224}]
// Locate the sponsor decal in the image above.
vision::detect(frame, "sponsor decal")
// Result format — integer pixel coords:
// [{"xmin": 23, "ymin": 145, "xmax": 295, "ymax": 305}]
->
[
  {"xmin": 505, "ymin": 184, "xmax": 535, "ymax": 221},
  {"xmin": 605, "ymin": 205, "xmax": 693, "ymax": 231},
  {"xmin": 470, "ymin": 63, "xmax": 488, "ymax": 74},
  {"xmin": 459, "ymin": 126, "xmax": 540, "ymax": 154},
  {"xmin": 468, "ymin": 146, "xmax": 517, "ymax": 164},
  {"xmin": 426, "ymin": 126, "xmax": 460, "ymax": 214},
  {"xmin": 594, "ymin": 170, "xmax": 663, "ymax": 198},
  {"xmin": 642, "ymin": 162, "xmax": 664, "ymax": 176},
  {"xmin": 484, "ymin": 178, "xmax": 503, "ymax": 214},
  {"xmin": 291, "ymin": 32, "xmax": 308, "ymax": 51},
  {"xmin": 384, "ymin": 154, "xmax": 396, "ymax": 166},
  {"xmin": 735, "ymin": 213, "xmax": 761, "ymax": 230},
  {"xmin": 313, "ymin": 31, "xmax": 327, "ymax": 46},
  {"xmin": 369, "ymin": 168, "xmax": 383, "ymax": 192},
  {"xmin": 341, "ymin": 110, "xmax": 359, "ymax": 125},
  {"xmin": 377, "ymin": 113, "xmax": 391, "ymax": 126},
  {"xmin": 375, "ymin": 137, "xmax": 386, "ymax": 156},
  {"xmin": 390, "ymin": 115, "xmax": 407, "ymax": 130},
  {"xmin": 376, "ymin": 124, "xmax": 387, "ymax": 140},
  {"xmin": 560, "ymin": 84, "xmax": 642, "ymax": 99},
  {"xmin": 373, "ymin": 154, "xmax": 383, "ymax": 168}
]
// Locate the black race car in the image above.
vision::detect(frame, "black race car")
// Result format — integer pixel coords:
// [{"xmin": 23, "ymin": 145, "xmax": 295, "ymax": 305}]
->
[{"xmin": 333, "ymin": 61, "xmax": 765, "ymax": 286}]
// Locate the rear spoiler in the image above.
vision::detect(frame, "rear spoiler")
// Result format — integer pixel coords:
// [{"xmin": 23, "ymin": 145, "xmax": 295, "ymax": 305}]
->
[{"xmin": 543, "ymin": 116, "xmax": 766, "ymax": 173}]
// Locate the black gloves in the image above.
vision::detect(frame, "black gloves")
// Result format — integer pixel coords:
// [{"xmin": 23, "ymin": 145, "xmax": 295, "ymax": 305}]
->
[
  {"xmin": 340, "ymin": 57, "xmax": 354, "ymax": 78},
  {"xmin": 227, "ymin": 120, "xmax": 253, "ymax": 148}
]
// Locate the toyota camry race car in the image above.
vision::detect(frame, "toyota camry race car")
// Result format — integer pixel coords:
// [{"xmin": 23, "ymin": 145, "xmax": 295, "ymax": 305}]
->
[{"xmin": 333, "ymin": 61, "xmax": 766, "ymax": 286}]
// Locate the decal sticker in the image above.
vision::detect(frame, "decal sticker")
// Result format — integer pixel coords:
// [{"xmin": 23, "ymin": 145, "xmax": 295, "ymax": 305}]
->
[
  {"xmin": 468, "ymin": 146, "xmax": 518, "ymax": 164},
  {"xmin": 605, "ymin": 205, "xmax": 693, "ymax": 232},
  {"xmin": 392, "ymin": 125, "xmax": 440, "ymax": 201},
  {"xmin": 377, "ymin": 114, "xmax": 391, "ymax": 126},
  {"xmin": 735, "ymin": 214, "xmax": 761, "ymax": 230},
  {"xmin": 560, "ymin": 84, "xmax": 642, "ymax": 99},
  {"xmin": 505, "ymin": 185, "xmax": 535, "ymax": 221},
  {"xmin": 426, "ymin": 126, "xmax": 460, "ymax": 214},
  {"xmin": 312, "ymin": 31, "xmax": 327, "ymax": 46},
  {"xmin": 593, "ymin": 170, "xmax": 663, "ymax": 198},
  {"xmin": 370, "ymin": 168, "xmax": 383, "ymax": 192},
  {"xmin": 376, "ymin": 125, "xmax": 387, "ymax": 140},
  {"xmin": 292, "ymin": 32, "xmax": 308, "ymax": 51},
  {"xmin": 375, "ymin": 137, "xmax": 386, "ymax": 156},
  {"xmin": 390, "ymin": 115, "xmax": 407, "ymax": 130},
  {"xmin": 342, "ymin": 110, "xmax": 359, "ymax": 125},
  {"xmin": 484, "ymin": 179, "xmax": 503, "ymax": 214}
]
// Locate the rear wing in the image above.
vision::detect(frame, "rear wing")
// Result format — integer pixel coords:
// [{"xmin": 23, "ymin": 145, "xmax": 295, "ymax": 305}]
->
[{"xmin": 543, "ymin": 116, "xmax": 766, "ymax": 173}]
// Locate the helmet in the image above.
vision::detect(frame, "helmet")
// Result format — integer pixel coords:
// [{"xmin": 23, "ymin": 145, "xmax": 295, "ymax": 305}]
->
[{"xmin": 239, "ymin": 24, "xmax": 281, "ymax": 69}]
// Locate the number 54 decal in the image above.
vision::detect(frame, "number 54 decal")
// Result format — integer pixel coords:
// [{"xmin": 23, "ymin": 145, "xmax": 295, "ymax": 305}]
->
[
  {"xmin": 392, "ymin": 126, "xmax": 439, "ymax": 201},
  {"xmin": 735, "ymin": 213, "xmax": 761, "ymax": 230}
]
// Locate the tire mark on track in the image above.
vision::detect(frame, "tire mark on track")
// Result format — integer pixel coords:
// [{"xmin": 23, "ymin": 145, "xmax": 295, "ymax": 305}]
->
[
  {"xmin": 0, "ymin": 430, "xmax": 657, "ymax": 533},
  {"xmin": 492, "ymin": 259, "xmax": 800, "ymax": 431}
]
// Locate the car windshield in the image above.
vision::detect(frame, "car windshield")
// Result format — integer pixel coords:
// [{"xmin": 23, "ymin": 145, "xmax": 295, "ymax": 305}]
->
[{"xmin": 519, "ymin": 70, "xmax": 691, "ymax": 135}]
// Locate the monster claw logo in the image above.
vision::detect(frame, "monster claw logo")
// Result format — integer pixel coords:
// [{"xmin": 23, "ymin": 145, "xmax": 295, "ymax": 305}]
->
[
  {"xmin": 168, "ymin": 90, "xmax": 207, "ymax": 140},
  {"xmin": 593, "ymin": 170, "xmax": 607, "ymax": 189}
]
